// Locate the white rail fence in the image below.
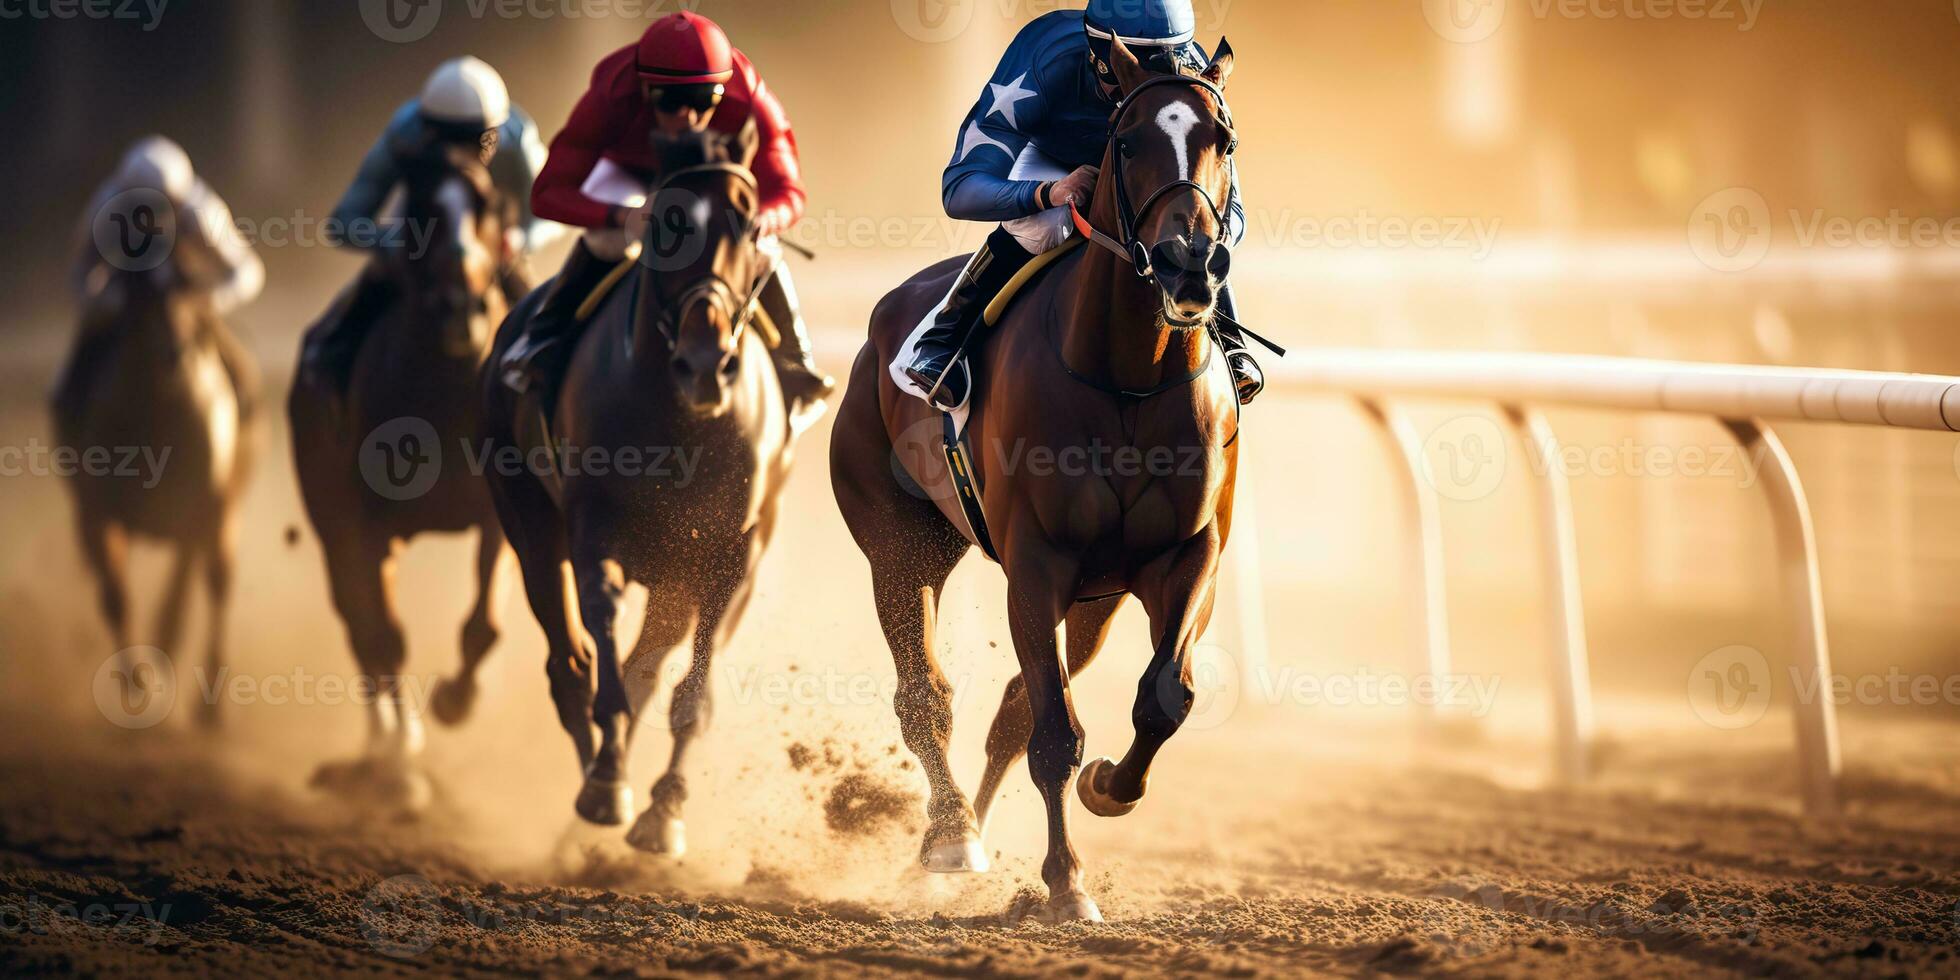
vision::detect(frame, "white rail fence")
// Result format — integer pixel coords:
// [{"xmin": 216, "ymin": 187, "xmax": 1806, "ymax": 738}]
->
[{"xmin": 1254, "ymin": 350, "xmax": 1960, "ymax": 818}]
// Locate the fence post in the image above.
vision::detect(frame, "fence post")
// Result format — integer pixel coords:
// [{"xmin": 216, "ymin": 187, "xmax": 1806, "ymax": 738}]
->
[
  {"xmin": 1721, "ymin": 418, "xmax": 1842, "ymax": 819},
  {"xmin": 1359, "ymin": 399, "xmax": 1455, "ymax": 722},
  {"xmin": 1505, "ymin": 406, "xmax": 1596, "ymax": 783}
]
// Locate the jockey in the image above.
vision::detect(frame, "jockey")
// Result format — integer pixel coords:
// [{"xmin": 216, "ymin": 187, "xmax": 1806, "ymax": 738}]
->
[
  {"xmin": 499, "ymin": 10, "xmax": 833, "ymax": 414},
  {"xmin": 897, "ymin": 0, "xmax": 1262, "ymax": 411},
  {"xmin": 303, "ymin": 57, "xmax": 553, "ymax": 394},
  {"xmin": 60, "ymin": 135, "xmax": 263, "ymax": 418}
]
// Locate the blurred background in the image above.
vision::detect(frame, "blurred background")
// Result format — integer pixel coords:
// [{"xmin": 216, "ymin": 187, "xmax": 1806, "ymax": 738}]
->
[{"xmin": 2, "ymin": 0, "xmax": 1959, "ymax": 857}]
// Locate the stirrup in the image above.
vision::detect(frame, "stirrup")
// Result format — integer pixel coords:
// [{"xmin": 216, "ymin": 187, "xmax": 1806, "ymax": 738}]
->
[{"xmin": 1224, "ymin": 349, "xmax": 1264, "ymax": 405}]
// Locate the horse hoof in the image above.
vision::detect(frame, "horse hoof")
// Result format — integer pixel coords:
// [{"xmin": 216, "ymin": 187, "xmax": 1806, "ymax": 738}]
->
[
  {"xmin": 626, "ymin": 812, "xmax": 686, "ymax": 857},
  {"xmin": 1075, "ymin": 758, "xmax": 1139, "ymax": 818},
  {"xmin": 920, "ymin": 836, "xmax": 989, "ymax": 874},
  {"xmin": 575, "ymin": 778, "xmax": 633, "ymax": 826},
  {"xmin": 429, "ymin": 677, "xmax": 477, "ymax": 727},
  {"xmin": 1044, "ymin": 891, "xmax": 1104, "ymax": 924}
]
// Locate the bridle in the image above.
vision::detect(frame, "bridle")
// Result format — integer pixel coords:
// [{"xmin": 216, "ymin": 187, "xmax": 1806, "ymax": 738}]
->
[
  {"xmin": 1071, "ymin": 73, "xmax": 1237, "ymax": 283},
  {"xmin": 636, "ymin": 162, "xmax": 776, "ymax": 354}
]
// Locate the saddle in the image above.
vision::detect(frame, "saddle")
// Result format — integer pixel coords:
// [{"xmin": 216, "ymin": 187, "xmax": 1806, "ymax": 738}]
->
[{"xmin": 936, "ymin": 235, "xmax": 1086, "ymax": 563}]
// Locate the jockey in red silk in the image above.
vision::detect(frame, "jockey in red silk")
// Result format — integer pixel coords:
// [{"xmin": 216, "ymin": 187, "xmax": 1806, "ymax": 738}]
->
[
  {"xmin": 502, "ymin": 11, "xmax": 832, "ymax": 414},
  {"xmin": 895, "ymin": 0, "xmax": 1263, "ymax": 412}
]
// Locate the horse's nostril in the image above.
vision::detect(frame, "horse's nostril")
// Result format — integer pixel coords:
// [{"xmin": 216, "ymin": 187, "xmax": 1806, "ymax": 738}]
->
[
  {"xmin": 720, "ymin": 354, "xmax": 741, "ymax": 378},
  {"xmin": 674, "ymin": 356, "xmax": 696, "ymax": 378}
]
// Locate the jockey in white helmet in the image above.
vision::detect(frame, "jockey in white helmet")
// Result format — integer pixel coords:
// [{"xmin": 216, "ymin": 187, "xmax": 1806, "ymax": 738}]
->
[{"xmin": 302, "ymin": 56, "xmax": 557, "ymax": 396}]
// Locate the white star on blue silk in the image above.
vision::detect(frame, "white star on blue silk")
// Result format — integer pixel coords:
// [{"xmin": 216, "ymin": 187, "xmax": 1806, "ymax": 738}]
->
[
  {"xmin": 957, "ymin": 120, "xmax": 1013, "ymax": 163},
  {"xmin": 985, "ymin": 73, "xmax": 1037, "ymax": 129}
]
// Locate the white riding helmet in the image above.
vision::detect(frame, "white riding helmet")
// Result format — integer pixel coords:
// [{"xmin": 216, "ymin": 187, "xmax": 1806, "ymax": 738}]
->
[
  {"xmin": 420, "ymin": 56, "xmax": 512, "ymax": 131},
  {"xmin": 117, "ymin": 135, "xmax": 195, "ymax": 202}
]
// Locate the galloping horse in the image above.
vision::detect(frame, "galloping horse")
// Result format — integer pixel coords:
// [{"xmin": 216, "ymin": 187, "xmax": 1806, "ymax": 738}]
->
[
  {"xmin": 55, "ymin": 263, "xmax": 257, "ymax": 726},
  {"xmin": 481, "ymin": 124, "xmax": 795, "ymax": 855},
  {"xmin": 832, "ymin": 41, "xmax": 1243, "ymax": 921},
  {"xmin": 290, "ymin": 145, "xmax": 517, "ymax": 804}
]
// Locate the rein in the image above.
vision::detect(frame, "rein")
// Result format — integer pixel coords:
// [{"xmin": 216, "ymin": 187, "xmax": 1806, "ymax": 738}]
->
[
  {"xmin": 1072, "ymin": 74, "xmax": 1236, "ymax": 282},
  {"xmin": 634, "ymin": 162, "xmax": 776, "ymax": 355}
]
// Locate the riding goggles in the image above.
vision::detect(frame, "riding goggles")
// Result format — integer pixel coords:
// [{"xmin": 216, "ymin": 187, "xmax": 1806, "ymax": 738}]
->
[
  {"xmin": 1085, "ymin": 33, "xmax": 1191, "ymax": 89},
  {"xmin": 647, "ymin": 83, "xmax": 726, "ymax": 114}
]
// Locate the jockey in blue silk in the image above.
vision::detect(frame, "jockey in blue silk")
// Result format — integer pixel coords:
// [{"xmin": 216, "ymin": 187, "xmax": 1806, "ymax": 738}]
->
[
  {"xmin": 302, "ymin": 57, "xmax": 558, "ymax": 396},
  {"xmin": 897, "ymin": 0, "xmax": 1262, "ymax": 411}
]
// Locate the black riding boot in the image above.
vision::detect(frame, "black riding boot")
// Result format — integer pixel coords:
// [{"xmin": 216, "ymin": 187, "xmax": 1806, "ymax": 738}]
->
[
  {"xmin": 902, "ymin": 226, "xmax": 1036, "ymax": 411},
  {"xmin": 303, "ymin": 261, "xmax": 397, "ymax": 396},
  {"xmin": 1214, "ymin": 283, "xmax": 1264, "ymax": 405},
  {"xmin": 500, "ymin": 239, "xmax": 613, "ymax": 410},
  {"xmin": 757, "ymin": 262, "xmax": 835, "ymax": 406}
]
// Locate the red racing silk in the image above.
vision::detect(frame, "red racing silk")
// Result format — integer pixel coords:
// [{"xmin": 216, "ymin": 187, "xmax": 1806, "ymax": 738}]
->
[{"xmin": 532, "ymin": 43, "xmax": 806, "ymax": 238}]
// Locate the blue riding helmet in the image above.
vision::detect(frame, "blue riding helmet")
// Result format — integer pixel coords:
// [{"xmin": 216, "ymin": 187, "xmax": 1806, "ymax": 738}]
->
[{"xmin": 1084, "ymin": 0, "xmax": 1198, "ymax": 86}]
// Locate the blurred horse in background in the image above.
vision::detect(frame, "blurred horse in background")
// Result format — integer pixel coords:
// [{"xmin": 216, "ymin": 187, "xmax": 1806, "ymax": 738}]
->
[
  {"xmin": 53, "ymin": 256, "xmax": 259, "ymax": 729},
  {"xmin": 290, "ymin": 145, "xmax": 517, "ymax": 808}
]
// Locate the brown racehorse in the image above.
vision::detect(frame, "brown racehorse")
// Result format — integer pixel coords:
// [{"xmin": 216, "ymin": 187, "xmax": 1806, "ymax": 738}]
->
[
  {"xmin": 54, "ymin": 264, "xmax": 257, "ymax": 727},
  {"xmin": 290, "ymin": 147, "xmax": 517, "ymax": 807},
  {"xmin": 832, "ymin": 41, "xmax": 1242, "ymax": 921},
  {"xmin": 480, "ymin": 124, "xmax": 795, "ymax": 855}
]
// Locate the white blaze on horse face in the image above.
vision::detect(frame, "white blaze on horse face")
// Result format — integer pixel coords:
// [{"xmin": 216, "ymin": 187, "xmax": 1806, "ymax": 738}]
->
[{"xmin": 1156, "ymin": 100, "xmax": 1202, "ymax": 181}]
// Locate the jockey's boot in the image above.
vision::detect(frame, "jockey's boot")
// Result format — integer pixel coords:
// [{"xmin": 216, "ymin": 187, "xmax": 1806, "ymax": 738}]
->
[
  {"xmin": 302, "ymin": 261, "xmax": 397, "ymax": 398},
  {"xmin": 757, "ymin": 262, "xmax": 835, "ymax": 410},
  {"xmin": 1215, "ymin": 283, "xmax": 1264, "ymax": 406},
  {"xmin": 500, "ymin": 239, "xmax": 612, "ymax": 415},
  {"xmin": 902, "ymin": 226, "xmax": 1035, "ymax": 411}
]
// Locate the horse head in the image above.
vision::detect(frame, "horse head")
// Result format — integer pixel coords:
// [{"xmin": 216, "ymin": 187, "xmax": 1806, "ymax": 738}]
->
[
  {"xmin": 635, "ymin": 120, "xmax": 766, "ymax": 419},
  {"xmin": 398, "ymin": 142, "xmax": 510, "ymax": 360},
  {"xmin": 1102, "ymin": 37, "xmax": 1237, "ymax": 328}
]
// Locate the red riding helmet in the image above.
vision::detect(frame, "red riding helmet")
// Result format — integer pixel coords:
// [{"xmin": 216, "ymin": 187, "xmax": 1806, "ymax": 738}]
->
[{"xmin": 636, "ymin": 11, "xmax": 735, "ymax": 84}]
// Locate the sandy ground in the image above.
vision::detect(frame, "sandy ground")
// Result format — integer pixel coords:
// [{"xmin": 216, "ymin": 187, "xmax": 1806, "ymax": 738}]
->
[{"xmin": 2, "ymin": 338, "xmax": 1959, "ymax": 977}]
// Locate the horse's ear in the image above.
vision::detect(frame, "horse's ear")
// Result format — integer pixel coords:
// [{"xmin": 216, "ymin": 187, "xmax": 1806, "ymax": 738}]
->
[
  {"xmin": 728, "ymin": 116, "xmax": 761, "ymax": 169},
  {"xmin": 1203, "ymin": 37, "xmax": 1234, "ymax": 89},
  {"xmin": 1109, "ymin": 36, "xmax": 1152, "ymax": 96}
]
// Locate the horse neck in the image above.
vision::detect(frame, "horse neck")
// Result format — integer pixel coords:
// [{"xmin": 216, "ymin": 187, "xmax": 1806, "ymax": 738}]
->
[
  {"xmin": 625, "ymin": 261, "xmax": 681, "ymax": 389},
  {"xmin": 1054, "ymin": 147, "xmax": 1209, "ymax": 397}
]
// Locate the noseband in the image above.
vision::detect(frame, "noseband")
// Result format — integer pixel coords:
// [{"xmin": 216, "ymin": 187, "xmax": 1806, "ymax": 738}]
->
[
  {"xmin": 636, "ymin": 162, "xmax": 776, "ymax": 355},
  {"xmin": 1072, "ymin": 74, "xmax": 1237, "ymax": 282}
]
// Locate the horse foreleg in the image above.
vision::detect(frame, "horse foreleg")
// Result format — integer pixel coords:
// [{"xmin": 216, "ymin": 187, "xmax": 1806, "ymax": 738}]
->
[
  {"xmin": 569, "ymin": 528, "xmax": 634, "ymax": 826},
  {"xmin": 628, "ymin": 568, "xmax": 744, "ymax": 857},
  {"xmin": 973, "ymin": 594, "xmax": 1124, "ymax": 834},
  {"xmin": 1003, "ymin": 541, "xmax": 1099, "ymax": 922},
  {"xmin": 434, "ymin": 523, "xmax": 513, "ymax": 726},
  {"xmin": 312, "ymin": 534, "xmax": 428, "ymax": 810},
  {"xmin": 1079, "ymin": 525, "xmax": 1222, "ymax": 817},
  {"xmin": 195, "ymin": 516, "xmax": 237, "ymax": 730},
  {"xmin": 152, "ymin": 545, "xmax": 199, "ymax": 670},
  {"xmin": 78, "ymin": 515, "xmax": 133, "ymax": 651}
]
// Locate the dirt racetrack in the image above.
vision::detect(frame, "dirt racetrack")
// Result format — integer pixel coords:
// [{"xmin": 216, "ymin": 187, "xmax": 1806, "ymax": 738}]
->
[{"xmin": 2, "ymin": 356, "xmax": 1959, "ymax": 978}]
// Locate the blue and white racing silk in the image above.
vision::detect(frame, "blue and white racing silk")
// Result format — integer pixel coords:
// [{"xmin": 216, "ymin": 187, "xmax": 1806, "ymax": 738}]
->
[{"xmin": 940, "ymin": 9, "xmax": 1243, "ymax": 252}]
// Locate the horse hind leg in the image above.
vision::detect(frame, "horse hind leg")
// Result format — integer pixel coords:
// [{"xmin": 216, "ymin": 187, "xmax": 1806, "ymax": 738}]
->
[
  {"xmin": 569, "ymin": 527, "xmax": 636, "ymax": 827},
  {"xmin": 433, "ymin": 523, "xmax": 514, "ymax": 726},
  {"xmin": 973, "ymin": 594, "xmax": 1124, "ymax": 834},
  {"xmin": 1078, "ymin": 526, "xmax": 1223, "ymax": 818}
]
